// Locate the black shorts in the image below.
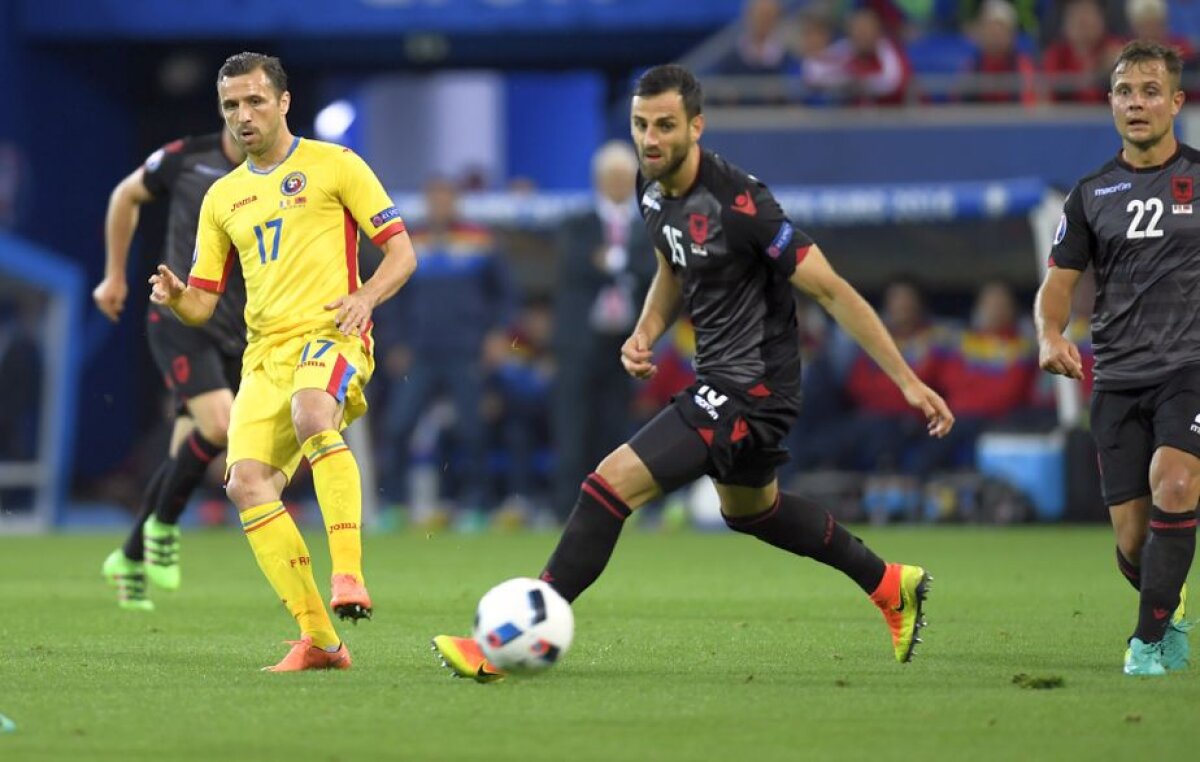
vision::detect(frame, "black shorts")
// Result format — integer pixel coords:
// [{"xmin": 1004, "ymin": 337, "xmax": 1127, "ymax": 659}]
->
[
  {"xmin": 146, "ymin": 306, "xmax": 242, "ymax": 414},
  {"xmin": 1090, "ymin": 364, "xmax": 1200, "ymax": 505},
  {"xmin": 629, "ymin": 378, "xmax": 800, "ymax": 492}
]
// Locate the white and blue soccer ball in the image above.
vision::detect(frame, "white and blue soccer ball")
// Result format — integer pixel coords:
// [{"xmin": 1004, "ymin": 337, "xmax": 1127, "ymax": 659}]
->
[{"xmin": 473, "ymin": 577, "xmax": 574, "ymax": 674}]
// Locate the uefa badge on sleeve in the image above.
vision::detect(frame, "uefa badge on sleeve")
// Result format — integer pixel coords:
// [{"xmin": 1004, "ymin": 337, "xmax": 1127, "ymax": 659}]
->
[{"xmin": 1172, "ymin": 176, "xmax": 1192, "ymax": 215}]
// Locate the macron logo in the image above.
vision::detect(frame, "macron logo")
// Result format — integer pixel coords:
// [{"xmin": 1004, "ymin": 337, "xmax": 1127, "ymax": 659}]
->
[
  {"xmin": 1191, "ymin": 413, "xmax": 1200, "ymax": 435},
  {"xmin": 1094, "ymin": 182, "xmax": 1132, "ymax": 197}
]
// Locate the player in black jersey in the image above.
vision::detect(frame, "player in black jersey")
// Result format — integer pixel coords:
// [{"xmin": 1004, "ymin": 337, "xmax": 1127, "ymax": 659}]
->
[
  {"xmin": 433, "ymin": 64, "xmax": 954, "ymax": 681},
  {"xmin": 1036, "ymin": 40, "xmax": 1197, "ymax": 676},
  {"xmin": 93, "ymin": 129, "xmax": 245, "ymax": 611}
]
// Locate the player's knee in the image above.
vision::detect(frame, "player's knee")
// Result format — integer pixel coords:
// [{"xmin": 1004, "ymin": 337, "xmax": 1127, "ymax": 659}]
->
[
  {"xmin": 594, "ymin": 446, "xmax": 658, "ymax": 510},
  {"xmin": 195, "ymin": 417, "xmax": 230, "ymax": 448},
  {"xmin": 226, "ymin": 469, "xmax": 270, "ymax": 509},
  {"xmin": 1151, "ymin": 470, "xmax": 1200, "ymax": 511},
  {"xmin": 1115, "ymin": 524, "xmax": 1147, "ymax": 561}
]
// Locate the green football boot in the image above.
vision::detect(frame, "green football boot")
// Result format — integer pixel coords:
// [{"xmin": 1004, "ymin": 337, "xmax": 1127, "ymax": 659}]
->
[
  {"xmin": 1124, "ymin": 638, "xmax": 1167, "ymax": 677},
  {"xmin": 143, "ymin": 516, "xmax": 181, "ymax": 591},
  {"xmin": 101, "ymin": 549, "xmax": 154, "ymax": 612},
  {"xmin": 1162, "ymin": 582, "xmax": 1191, "ymax": 672}
]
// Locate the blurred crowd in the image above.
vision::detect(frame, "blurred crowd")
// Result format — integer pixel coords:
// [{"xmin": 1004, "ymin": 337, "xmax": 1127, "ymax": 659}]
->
[
  {"xmin": 358, "ymin": 139, "xmax": 1096, "ymax": 530},
  {"xmin": 702, "ymin": 0, "xmax": 1200, "ymax": 104}
]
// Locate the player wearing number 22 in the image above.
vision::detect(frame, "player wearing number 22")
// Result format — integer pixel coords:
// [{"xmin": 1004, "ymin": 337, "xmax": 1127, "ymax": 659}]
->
[
  {"xmin": 151, "ymin": 52, "xmax": 417, "ymax": 672},
  {"xmin": 433, "ymin": 64, "xmax": 956, "ymax": 681},
  {"xmin": 1036, "ymin": 40, "xmax": 1197, "ymax": 677}
]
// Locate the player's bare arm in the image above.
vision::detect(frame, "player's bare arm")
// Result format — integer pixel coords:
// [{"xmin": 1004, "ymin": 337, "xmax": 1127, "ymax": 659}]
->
[
  {"xmin": 325, "ymin": 230, "xmax": 418, "ymax": 337},
  {"xmin": 94, "ymin": 167, "xmax": 156, "ymax": 322},
  {"xmin": 790, "ymin": 243, "xmax": 954, "ymax": 437},
  {"xmin": 1034, "ymin": 266, "xmax": 1085, "ymax": 380},
  {"xmin": 622, "ymin": 249, "xmax": 682, "ymax": 379},
  {"xmin": 149, "ymin": 264, "xmax": 219, "ymax": 326}
]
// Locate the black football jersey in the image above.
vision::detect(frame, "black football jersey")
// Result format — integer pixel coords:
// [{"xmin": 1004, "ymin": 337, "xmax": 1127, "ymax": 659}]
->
[
  {"xmin": 142, "ymin": 133, "xmax": 246, "ymax": 355},
  {"xmin": 637, "ymin": 149, "xmax": 813, "ymax": 391},
  {"xmin": 1050, "ymin": 144, "xmax": 1200, "ymax": 390}
]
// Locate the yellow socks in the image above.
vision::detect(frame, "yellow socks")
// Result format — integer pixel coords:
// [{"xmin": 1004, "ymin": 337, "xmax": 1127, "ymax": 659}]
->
[
  {"xmin": 301, "ymin": 430, "xmax": 364, "ymax": 580},
  {"xmin": 239, "ymin": 501, "xmax": 339, "ymax": 649}
]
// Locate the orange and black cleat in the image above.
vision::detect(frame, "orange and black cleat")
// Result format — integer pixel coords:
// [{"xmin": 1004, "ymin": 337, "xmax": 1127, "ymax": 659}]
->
[{"xmin": 330, "ymin": 573, "xmax": 373, "ymax": 623}]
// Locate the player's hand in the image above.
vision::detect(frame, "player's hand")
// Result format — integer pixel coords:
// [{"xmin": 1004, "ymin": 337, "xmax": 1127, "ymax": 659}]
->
[
  {"xmin": 325, "ymin": 292, "xmax": 373, "ymax": 336},
  {"xmin": 902, "ymin": 381, "xmax": 954, "ymax": 438},
  {"xmin": 1038, "ymin": 334, "xmax": 1084, "ymax": 380},
  {"xmin": 93, "ymin": 276, "xmax": 128, "ymax": 322},
  {"xmin": 621, "ymin": 331, "xmax": 657, "ymax": 379},
  {"xmin": 148, "ymin": 265, "xmax": 185, "ymax": 307}
]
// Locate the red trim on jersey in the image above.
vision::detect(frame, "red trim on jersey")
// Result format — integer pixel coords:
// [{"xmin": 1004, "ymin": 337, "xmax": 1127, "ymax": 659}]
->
[
  {"xmin": 371, "ymin": 221, "xmax": 406, "ymax": 246},
  {"xmin": 795, "ymin": 244, "xmax": 812, "ymax": 267},
  {"xmin": 747, "ymin": 383, "xmax": 771, "ymax": 398},
  {"xmin": 1047, "ymin": 255, "xmax": 1057, "ymax": 268},
  {"xmin": 191, "ymin": 244, "xmax": 236, "ymax": 292},
  {"xmin": 697, "ymin": 427, "xmax": 715, "ymax": 447},
  {"xmin": 343, "ymin": 208, "xmax": 359, "ymax": 294},
  {"xmin": 218, "ymin": 244, "xmax": 236, "ymax": 291},
  {"xmin": 360, "ymin": 320, "xmax": 374, "ymax": 355},
  {"xmin": 188, "ymin": 276, "xmax": 223, "ymax": 292}
]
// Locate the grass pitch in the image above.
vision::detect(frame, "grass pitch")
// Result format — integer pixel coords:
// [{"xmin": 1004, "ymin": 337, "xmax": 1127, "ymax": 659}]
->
[{"xmin": 1, "ymin": 526, "xmax": 1198, "ymax": 761}]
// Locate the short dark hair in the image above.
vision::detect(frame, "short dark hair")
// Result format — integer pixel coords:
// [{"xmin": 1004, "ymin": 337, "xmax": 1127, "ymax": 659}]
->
[
  {"xmin": 217, "ymin": 52, "xmax": 288, "ymax": 95},
  {"xmin": 634, "ymin": 64, "xmax": 703, "ymax": 119},
  {"xmin": 1112, "ymin": 39, "xmax": 1184, "ymax": 91}
]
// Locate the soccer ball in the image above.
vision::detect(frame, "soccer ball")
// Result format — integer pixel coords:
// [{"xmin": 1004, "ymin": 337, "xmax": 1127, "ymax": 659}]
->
[{"xmin": 473, "ymin": 577, "xmax": 574, "ymax": 674}]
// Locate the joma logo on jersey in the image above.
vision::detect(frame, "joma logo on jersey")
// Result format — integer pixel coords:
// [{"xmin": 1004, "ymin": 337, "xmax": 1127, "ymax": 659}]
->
[{"xmin": 231, "ymin": 195, "xmax": 257, "ymax": 212}]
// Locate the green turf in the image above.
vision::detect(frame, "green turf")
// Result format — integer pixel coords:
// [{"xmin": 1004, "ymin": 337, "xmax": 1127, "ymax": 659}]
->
[{"xmin": 1, "ymin": 526, "xmax": 1198, "ymax": 761}]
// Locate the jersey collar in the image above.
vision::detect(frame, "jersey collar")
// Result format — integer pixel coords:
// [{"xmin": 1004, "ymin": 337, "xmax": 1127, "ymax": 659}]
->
[
  {"xmin": 1115, "ymin": 143, "xmax": 1182, "ymax": 174},
  {"xmin": 246, "ymin": 136, "xmax": 301, "ymax": 175}
]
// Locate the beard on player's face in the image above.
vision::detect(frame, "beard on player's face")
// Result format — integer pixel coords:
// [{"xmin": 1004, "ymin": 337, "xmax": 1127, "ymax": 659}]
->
[{"xmin": 639, "ymin": 138, "xmax": 690, "ymax": 182}]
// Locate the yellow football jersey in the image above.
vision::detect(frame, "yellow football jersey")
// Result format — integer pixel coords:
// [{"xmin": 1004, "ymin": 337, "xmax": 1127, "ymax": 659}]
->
[{"xmin": 190, "ymin": 137, "xmax": 405, "ymax": 371}]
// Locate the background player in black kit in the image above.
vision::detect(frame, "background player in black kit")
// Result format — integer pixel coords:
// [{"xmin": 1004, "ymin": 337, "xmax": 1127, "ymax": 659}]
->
[
  {"xmin": 434, "ymin": 64, "xmax": 955, "ymax": 681},
  {"xmin": 1036, "ymin": 40, "xmax": 1197, "ymax": 677},
  {"xmin": 94, "ymin": 128, "xmax": 246, "ymax": 611}
]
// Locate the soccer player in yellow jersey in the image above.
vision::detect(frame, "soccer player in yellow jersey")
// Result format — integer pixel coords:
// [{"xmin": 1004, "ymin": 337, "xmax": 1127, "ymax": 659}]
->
[{"xmin": 151, "ymin": 52, "xmax": 417, "ymax": 672}]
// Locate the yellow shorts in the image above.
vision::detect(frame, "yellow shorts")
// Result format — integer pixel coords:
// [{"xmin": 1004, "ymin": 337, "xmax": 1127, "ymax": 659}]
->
[{"xmin": 226, "ymin": 330, "xmax": 374, "ymax": 481}]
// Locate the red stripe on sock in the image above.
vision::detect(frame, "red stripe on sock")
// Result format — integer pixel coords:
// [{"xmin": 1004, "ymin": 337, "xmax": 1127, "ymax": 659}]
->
[
  {"xmin": 582, "ymin": 482, "xmax": 628, "ymax": 521},
  {"xmin": 724, "ymin": 494, "xmax": 781, "ymax": 528},
  {"xmin": 1151, "ymin": 519, "xmax": 1198, "ymax": 530},
  {"xmin": 244, "ymin": 510, "xmax": 287, "ymax": 534},
  {"xmin": 308, "ymin": 446, "xmax": 349, "ymax": 468},
  {"xmin": 188, "ymin": 434, "xmax": 215, "ymax": 464}
]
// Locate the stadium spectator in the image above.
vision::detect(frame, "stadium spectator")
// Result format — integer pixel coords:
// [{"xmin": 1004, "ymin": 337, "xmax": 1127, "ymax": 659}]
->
[
  {"xmin": 834, "ymin": 7, "xmax": 913, "ymax": 104},
  {"xmin": 954, "ymin": 0, "xmax": 1046, "ymax": 38},
  {"xmin": 839, "ymin": 278, "xmax": 946, "ymax": 471},
  {"xmin": 790, "ymin": 10, "xmax": 847, "ymax": 104},
  {"xmin": 1042, "ymin": 0, "xmax": 1125, "ymax": 102},
  {"xmin": 376, "ymin": 177, "xmax": 515, "ymax": 529},
  {"xmin": 551, "ymin": 141, "xmax": 654, "ymax": 521},
  {"xmin": 966, "ymin": 0, "xmax": 1039, "ymax": 103},
  {"xmin": 486, "ymin": 296, "xmax": 555, "ymax": 527},
  {"xmin": 1125, "ymin": 0, "xmax": 1195, "ymax": 60},
  {"xmin": 908, "ymin": 281, "xmax": 1037, "ymax": 476},
  {"xmin": 710, "ymin": 0, "xmax": 797, "ymax": 75}
]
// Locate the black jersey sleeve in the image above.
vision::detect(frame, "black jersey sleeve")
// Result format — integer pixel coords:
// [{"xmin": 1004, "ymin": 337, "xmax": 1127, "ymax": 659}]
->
[
  {"xmin": 721, "ymin": 176, "xmax": 814, "ymax": 278},
  {"xmin": 140, "ymin": 138, "xmax": 189, "ymax": 198},
  {"xmin": 1048, "ymin": 184, "xmax": 1094, "ymax": 271}
]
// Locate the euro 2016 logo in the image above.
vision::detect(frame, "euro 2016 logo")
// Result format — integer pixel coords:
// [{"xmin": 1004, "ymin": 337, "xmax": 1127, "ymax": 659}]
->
[{"xmin": 281, "ymin": 171, "xmax": 307, "ymax": 197}]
